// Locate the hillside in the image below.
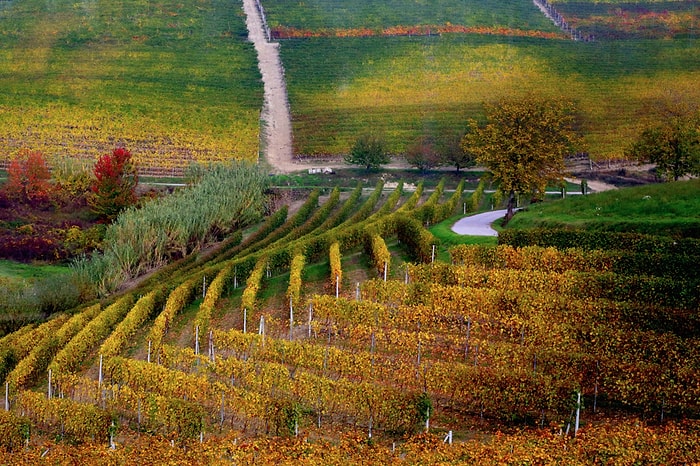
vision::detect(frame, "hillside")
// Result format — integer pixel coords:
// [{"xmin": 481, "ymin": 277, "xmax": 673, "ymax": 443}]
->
[
  {"xmin": 1, "ymin": 177, "xmax": 699, "ymax": 463},
  {"xmin": 1, "ymin": 0, "xmax": 700, "ymax": 463}
]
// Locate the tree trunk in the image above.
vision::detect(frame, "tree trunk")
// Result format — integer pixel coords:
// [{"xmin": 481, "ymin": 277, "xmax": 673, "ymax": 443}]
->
[{"xmin": 503, "ymin": 190, "xmax": 516, "ymax": 225}]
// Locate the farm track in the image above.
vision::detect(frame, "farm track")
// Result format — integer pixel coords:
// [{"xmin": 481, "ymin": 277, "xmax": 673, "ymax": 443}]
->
[{"xmin": 242, "ymin": 0, "xmax": 295, "ymax": 174}]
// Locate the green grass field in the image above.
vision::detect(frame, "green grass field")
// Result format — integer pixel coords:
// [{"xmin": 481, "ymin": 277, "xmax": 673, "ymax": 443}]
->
[
  {"xmin": 0, "ymin": 0, "xmax": 262, "ymax": 171},
  {"xmin": 281, "ymin": 34, "xmax": 700, "ymax": 160},
  {"xmin": 0, "ymin": 259, "xmax": 70, "ymax": 284},
  {"xmin": 505, "ymin": 178, "xmax": 700, "ymax": 236}
]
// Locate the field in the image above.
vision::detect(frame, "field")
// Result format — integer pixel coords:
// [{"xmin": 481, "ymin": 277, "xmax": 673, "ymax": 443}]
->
[
  {"xmin": 0, "ymin": 178, "xmax": 699, "ymax": 463},
  {"xmin": 281, "ymin": 33, "xmax": 700, "ymax": 159},
  {"xmin": 0, "ymin": 0, "xmax": 263, "ymax": 174}
]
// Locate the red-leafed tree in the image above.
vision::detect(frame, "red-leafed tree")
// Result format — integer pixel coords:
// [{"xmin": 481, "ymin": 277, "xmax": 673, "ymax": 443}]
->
[
  {"xmin": 88, "ymin": 147, "xmax": 138, "ymax": 221},
  {"xmin": 5, "ymin": 149, "xmax": 52, "ymax": 205}
]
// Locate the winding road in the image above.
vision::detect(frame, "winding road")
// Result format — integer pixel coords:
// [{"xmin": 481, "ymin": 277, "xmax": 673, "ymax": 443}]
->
[{"xmin": 451, "ymin": 210, "xmax": 510, "ymax": 237}]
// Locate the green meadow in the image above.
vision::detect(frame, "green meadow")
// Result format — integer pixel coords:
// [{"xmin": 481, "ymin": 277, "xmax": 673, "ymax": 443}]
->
[
  {"xmin": 506, "ymin": 178, "xmax": 700, "ymax": 236},
  {"xmin": 0, "ymin": 0, "xmax": 262, "ymax": 171},
  {"xmin": 280, "ymin": 34, "xmax": 700, "ymax": 159}
]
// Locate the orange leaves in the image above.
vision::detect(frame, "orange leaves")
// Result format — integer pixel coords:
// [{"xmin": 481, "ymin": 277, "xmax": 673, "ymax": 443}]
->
[{"xmin": 271, "ymin": 24, "xmax": 563, "ymax": 40}]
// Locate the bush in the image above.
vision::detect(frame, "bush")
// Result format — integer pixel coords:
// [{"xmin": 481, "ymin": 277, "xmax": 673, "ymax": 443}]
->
[{"xmin": 4, "ymin": 150, "xmax": 52, "ymax": 205}]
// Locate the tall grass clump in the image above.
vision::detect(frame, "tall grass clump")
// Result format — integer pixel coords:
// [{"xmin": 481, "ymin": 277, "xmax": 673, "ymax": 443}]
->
[{"xmin": 73, "ymin": 162, "xmax": 269, "ymax": 295}]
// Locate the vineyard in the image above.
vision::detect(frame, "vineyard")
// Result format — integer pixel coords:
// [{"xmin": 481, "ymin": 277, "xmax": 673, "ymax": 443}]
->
[
  {"xmin": 281, "ymin": 33, "xmax": 700, "ymax": 160},
  {"xmin": 0, "ymin": 0, "xmax": 263, "ymax": 173},
  {"xmin": 1, "ymin": 179, "xmax": 700, "ymax": 463},
  {"xmin": 551, "ymin": 0, "xmax": 700, "ymax": 39}
]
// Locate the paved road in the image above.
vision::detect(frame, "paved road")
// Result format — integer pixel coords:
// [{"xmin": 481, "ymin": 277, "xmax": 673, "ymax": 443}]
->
[{"xmin": 451, "ymin": 210, "xmax": 509, "ymax": 237}]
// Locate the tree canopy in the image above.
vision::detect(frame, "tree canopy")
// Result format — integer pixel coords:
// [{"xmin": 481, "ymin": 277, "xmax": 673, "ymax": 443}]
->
[
  {"xmin": 345, "ymin": 133, "xmax": 390, "ymax": 170},
  {"xmin": 627, "ymin": 112, "xmax": 700, "ymax": 182},
  {"xmin": 462, "ymin": 96, "xmax": 581, "ymax": 223},
  {"xmin": 405, "ymin": 135, "xmax": 442, "ymax": 173}
]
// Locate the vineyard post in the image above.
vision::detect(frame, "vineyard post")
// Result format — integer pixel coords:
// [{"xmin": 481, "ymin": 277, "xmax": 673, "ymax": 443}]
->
[
  {"xmin": 147, "ymin": 340, "xmax": 151, "ymax": 363},
  {"xmin": 444, "ymin": 430, "xmax": 453, "ymax": 444},
  {"xmin": 356, "ymin": 282, "xmax": 360, "ymax": 301},
  {"xmin": 98, "ymin": 354, "xmax": 103, "ymax": 389},
  {"xmin": 195, "ymin": 326, "xmax": 200, "ymax": 355},
  {"xmin": 574, "ymin": 391, "xmax": 581, "ymax": 436},
  {"xmin": 404, "ymin": 267, "xmax": 408, "ymax": 285},
  {"xmin": 463, "ymin": 202, "xmax": 466, "ymax": 215},
  {"xmin": 384, "ymin": 262, "xmax": 388, "ymax": 282},
  {"xmin": 209, "ymin": 330, "xmax": 215, "ymax": 362},
  {"xmin": 243, "ymin": 308, "xmax": 247, "ymax": 334},
  {"xmin": 336, "ymin": 275, "xmax": 339, "ymax": 298},
  {"xmin": 4, "ymin": 382, "xmax": 8, "ymax": 411},
  {"xmin": 203, "ymin": 276, "xmax": 207, "ymax": 299},
  {"xmin": 289, "ymin": 297, "xmax": 294, "ymax": 340},
  {"xmin": 234, "ymin": 269, "xmax": 238, "ymax": 289},
  {"xmin": 137, "ymin": 398, "xmax": 141, "ymax": 433},
  {"xmin": 259, "ymin": 315, "xmax": 265, "ymax": 347},
  {"xmin": 432, "ymin": 245, "xmax": 435, "ymax": 263},
  {"xmin": 109, "ymin": 421, "xmax": 116, "ymax": 449},
  {"xmin": 594, "ymin": 360, "xmax": 599, "ymax": 413},
  {"xmin": 48, "ymin": 369, "xmax": 52, "ymax": 399},
  {"xmin": 220, "ymin": 393, "xmax": 225, "ymax": 428},
  {"xmin": 308, "ymin": 302, "xmax": 313, "ymax": 338}
]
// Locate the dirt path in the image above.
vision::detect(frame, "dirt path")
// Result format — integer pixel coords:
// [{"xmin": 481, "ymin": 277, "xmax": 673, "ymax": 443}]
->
[{"xmin": 242, "ymin": 0, "xmax": 295, "ymax": 173}]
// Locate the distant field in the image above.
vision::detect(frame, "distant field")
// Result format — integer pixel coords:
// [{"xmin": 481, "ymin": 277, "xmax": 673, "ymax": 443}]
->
[
  {"xmin": 262, "ymin": 0, "xmax": 560, "ymax": 33},
  {"xmin": 551, "ymin": 1, "xmax": 700, "ymax": 39},
  {"xmin": 281, "ymin": 34, "xmax": 700, "ymax": 159},
  {"xmin": 0, "ymin": 0, "xmax": 262, "ymax": 173}
]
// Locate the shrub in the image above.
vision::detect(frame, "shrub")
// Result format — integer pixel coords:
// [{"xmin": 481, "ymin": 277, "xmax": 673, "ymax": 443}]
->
[{"xmin": 4, "ymin": 149, "xmax": 52, "ymax": 205}]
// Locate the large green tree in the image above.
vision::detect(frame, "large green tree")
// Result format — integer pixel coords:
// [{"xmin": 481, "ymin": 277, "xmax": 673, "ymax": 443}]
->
[
  {"xmin": 627, "ymin": 113, "xmax": 700, "ymax": 181},
  {"xmin": 462, "ymin": 96, "xmax": 581, "ymax": 224},
  {"xmin": 345, "ymin": 133, "xmax": 390, "ymax": 170}
]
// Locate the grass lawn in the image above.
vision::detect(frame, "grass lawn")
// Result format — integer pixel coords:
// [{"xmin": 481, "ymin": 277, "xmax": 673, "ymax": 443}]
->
[
  {"xmin": 505, "ymin": 179, "xmax": 700, "ymax": 237},
  {"xmin": 0, "ymin": 259, "xmax": 71, "ymax": 283}
]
